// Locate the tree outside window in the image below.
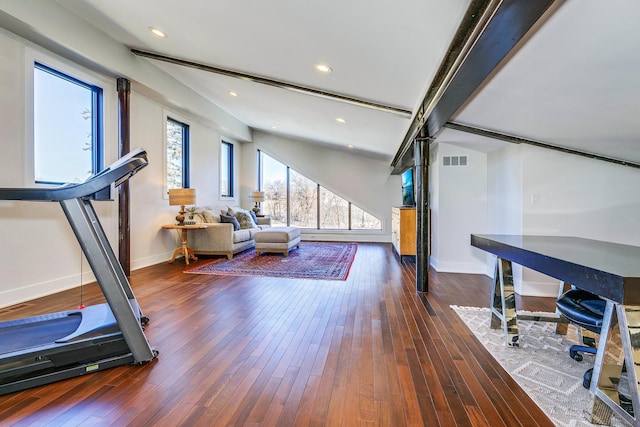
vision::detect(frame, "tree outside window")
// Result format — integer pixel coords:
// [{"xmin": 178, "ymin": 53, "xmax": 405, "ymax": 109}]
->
[{"xmin": 166, "ymin": 117, "xmax": 189, "ymax": 190}]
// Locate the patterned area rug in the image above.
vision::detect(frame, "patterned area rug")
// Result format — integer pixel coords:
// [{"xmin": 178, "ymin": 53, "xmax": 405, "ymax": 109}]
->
[
  {"xmin": 186, "ymin": 242, "xmax": 357, "ymax": 280},
  {"xmin": 452, "ymin": 306, "xmax": 630, "ymax": 427}
]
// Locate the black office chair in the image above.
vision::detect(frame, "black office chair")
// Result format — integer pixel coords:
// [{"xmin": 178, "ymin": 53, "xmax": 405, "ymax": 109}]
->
[{"xmin": 556, "ymin": 288, "xmax": 606, "ymax": 388}]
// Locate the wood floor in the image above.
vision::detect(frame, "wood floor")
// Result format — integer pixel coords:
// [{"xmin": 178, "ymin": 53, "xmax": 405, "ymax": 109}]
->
[{"xmin": 0, "ymin": 243, "xmax": 557, "ymax": 426}]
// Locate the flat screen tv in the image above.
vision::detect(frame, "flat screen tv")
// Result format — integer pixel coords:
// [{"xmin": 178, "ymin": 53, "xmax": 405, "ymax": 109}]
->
[{"xmin": 401, "ymin": 167, "xmax": 415, "ymax": 207}]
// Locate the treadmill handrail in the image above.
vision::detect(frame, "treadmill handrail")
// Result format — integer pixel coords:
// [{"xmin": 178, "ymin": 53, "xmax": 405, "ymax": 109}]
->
[{"xmin": 0, "ymin": 148, "xmax": 148, "ymax": 201}]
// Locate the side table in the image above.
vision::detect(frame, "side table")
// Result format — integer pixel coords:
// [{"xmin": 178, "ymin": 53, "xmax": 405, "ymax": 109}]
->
[{"xmin": 161, "ymin": 224, "xmax": 207, "ymax": 265}]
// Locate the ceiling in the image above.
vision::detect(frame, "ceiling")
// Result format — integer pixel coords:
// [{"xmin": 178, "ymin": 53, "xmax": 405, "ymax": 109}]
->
[{"xmin": 47, "ymin": 0, "xmax": 640, "ymax": 165}]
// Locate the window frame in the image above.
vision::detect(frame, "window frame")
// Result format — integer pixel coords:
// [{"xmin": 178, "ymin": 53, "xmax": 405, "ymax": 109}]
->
[
  {"xmin": 32, "ymin": 61, "xmax": 104, "ymax": 185},
  {"xmin": 164, "ymin": 114, "xmax": 191, "ymax": 194},
  {"xmin": 220, "ymin": 140, "xmax": 235, "ymax": 199}
]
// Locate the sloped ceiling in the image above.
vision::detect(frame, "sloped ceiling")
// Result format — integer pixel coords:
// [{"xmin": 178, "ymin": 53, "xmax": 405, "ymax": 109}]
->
[
  {"xmin": 6, "ymin": 0, "xmax": 639, "ymax": 165},
  {"xmin": 443, "ymin": 0, "xmax": 640, "ymax": 164}
]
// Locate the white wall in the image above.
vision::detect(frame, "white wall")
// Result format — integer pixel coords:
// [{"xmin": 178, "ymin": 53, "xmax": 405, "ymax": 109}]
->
[
  {"xmin": 0, "ymin": 27, "xmax": 246, "ymax": 308},
  {"xmin": 0, "ymin": 23, "xmax": 401, "ymax": 308},
  {"xmin": 247, "ymin": 131, "xmax": 400, "ymax": 242},
  {"xmin": 485, "ymin": 143, "xmax": 640, "ymax": 296},
  {"xmin": 430, "ymin": 143, "xmax": 488, "ymax": 273}
]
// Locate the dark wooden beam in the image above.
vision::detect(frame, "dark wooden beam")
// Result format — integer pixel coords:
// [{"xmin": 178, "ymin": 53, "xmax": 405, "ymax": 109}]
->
[
  {"xmin": 130, "ymin": 48, "xmax": 411, "ymax": 118},
  {"xmin": 391, "ymin": 0, "xmax": 558, "ymax": 174},
  {"xmin": 414, "ymin": 134, "xmax": 430, "ymax": 292},
  {"xmin": 117, "ymin": 78, "xmax": 131, "ymax": 276}
]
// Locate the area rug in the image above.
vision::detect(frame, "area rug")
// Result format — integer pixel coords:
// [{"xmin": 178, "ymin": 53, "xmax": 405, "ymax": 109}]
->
[
  {"xmin": 185, "ymin": 242, "xmax": 357, "ymax": 280},
  {"xmin": 451, "ymin": 305, "xmax": 630, "ymax": 427}
]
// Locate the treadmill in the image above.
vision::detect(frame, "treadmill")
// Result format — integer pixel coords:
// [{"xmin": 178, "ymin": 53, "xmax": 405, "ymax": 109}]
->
[{"xmin": 0, "ymin": 148, "xmax": 157, "ymax": 396}]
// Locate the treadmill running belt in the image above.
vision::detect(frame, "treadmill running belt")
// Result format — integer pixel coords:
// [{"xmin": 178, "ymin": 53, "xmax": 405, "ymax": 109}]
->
[{"xmin": 0, "ymin": 314, "xmax": 82, "ymax": 355}]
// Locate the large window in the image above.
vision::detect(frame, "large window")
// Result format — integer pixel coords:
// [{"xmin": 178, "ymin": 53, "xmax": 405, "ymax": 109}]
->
[
  {"xmin": 220, "ymin": 141, "xmax": 234, "ymax": 197},
  {"xmin": 166, "ymin": 117, "xmax": 190, "ymax": 190},
  {"xmin": 258, "ymin": 151, "xmax": 382, "ymax": 230},
  {"xmin": 34, "ymin": 62, "xmax": 103, "ymax": 184}
]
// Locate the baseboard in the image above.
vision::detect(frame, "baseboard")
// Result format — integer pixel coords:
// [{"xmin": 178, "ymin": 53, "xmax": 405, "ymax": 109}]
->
[
  {"xmin": 131, "ymin": 252, "xmax": 175, "ymax": 271},
  {"xmin": 430, "ymin": 258, "xmax": 488, "ymax": 275},
  {"xmin": 0, "ymin": 274, "xmax": 84, "ymax": 310},
  {"xmin": 519, "ymin": 280, "xmax": 561, "ymax": 297}
]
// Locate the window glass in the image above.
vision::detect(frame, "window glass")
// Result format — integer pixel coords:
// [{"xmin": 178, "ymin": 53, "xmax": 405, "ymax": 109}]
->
[
  {"xmin": 320, "ymin": 187, "xmax": 349, "ymax": 229},
  {"xmin": 34, "ymin": 63, "xmax": 102, "ymax": 184},
  {"xmin": 351, "ymin": 205, "xmax": 382, "ymax": 230},
  {"xmin": 166, "ymin": 117, "xmax": 189, "ymax": 189},
  {"xmin": 220, "ymin": 141, "xmax": 234, "ymax": 197},
  {"xmin": 290, "ymin": 170, "xmax": 317, "ymax": 228},
  {"xmin": 261, "ymin": 153, "xmax": 287, "ymax": 226}
]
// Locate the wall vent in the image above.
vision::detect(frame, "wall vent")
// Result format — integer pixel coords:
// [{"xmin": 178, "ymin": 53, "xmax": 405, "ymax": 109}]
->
[{"xmin": 442, "ymin": 155, "xmax": 468, "ymax": 167}]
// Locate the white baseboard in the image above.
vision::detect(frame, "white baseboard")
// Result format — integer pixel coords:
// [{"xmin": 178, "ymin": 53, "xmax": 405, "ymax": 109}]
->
[
  {"xmin": 519, "ymin": 280, "xmax": 561, "ymax": 298},
  {"xmin": 0, "ymin": 274, "xmax": 83, "ymax": 310},
  {"xmin": 430, "ymin": 257, "xmax": 487, "ymax": 274}
]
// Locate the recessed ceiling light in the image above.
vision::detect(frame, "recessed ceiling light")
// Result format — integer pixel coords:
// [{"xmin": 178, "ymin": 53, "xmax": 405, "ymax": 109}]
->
[
  {"xmin": 149, "ymin": 27, "xmax": 167, "ymax": 38},
  {"xmin": 229, "ymin": 91, "xmax": 238, "ymax": 97},
  {"xmin": 336, "ymin": 117, "xmax": 347, "ymax": 123},
  {"xmin": 271, "ymin": 125, "xmax": 277, "ymax": 130},
  {"xmin": 315, "ymin": 64, "xmax": 332, "ymax": 74},
  {"xmin": 347, "ymin": 144, "xmax": 354, "ymax": 149}
]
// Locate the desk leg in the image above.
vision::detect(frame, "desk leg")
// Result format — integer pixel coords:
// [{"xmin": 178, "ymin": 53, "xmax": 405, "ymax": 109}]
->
[
  {"xmin": 591, "ymin": 302, "xmax": 640, "ymax": 426},
  {"xmin": 490, "ymin": 257, "xmax": 519, "ymax": 347}
]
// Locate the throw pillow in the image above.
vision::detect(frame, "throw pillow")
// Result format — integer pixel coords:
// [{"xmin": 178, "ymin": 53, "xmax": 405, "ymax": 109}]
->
[
  {"xmin": 248, "ymin": 210, "xmax": 258, "ymax": 224},
  {"xmin": 201, "ymin": 210, "xmax": 217, "ymax": 223},
  {"xmin": 226, "ymin": 206, "xmax": 242, "ymax": 216},
  {"xmin": 220, "ymin": 214, "xmax": 240, "ymax": 231},
  {"xmin": 234, "ymin": 210, "xmax": 258, "ymax": 229}
]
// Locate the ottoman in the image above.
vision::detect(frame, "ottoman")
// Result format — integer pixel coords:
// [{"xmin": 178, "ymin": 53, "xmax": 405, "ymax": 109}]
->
[{"xmin": 254, "ymin": 226, "xmax": 301, "ymax": 257}]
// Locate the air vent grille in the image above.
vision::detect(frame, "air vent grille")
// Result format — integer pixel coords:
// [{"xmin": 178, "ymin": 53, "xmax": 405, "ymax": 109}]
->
[{"xmin": 442, "ymin": 155, "xmax": 468, "ymax": 167}]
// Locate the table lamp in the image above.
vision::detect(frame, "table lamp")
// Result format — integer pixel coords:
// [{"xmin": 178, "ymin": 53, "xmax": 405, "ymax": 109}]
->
[
  {"xmin": 249, "ymin": 190, "xmax": 265, "ymax": 214},
  {"xmin": 168, "ymin": 188, "xmax": 196, "ymax": 225}
]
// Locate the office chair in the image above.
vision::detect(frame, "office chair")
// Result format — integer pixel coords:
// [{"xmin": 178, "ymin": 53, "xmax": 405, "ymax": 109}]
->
[{"xmin": 556, "ymin": 288, "xmax": 606, "ymax": 388}]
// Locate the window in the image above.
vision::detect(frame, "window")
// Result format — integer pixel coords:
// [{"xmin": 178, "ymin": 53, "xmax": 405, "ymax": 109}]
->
[
  {"xmin": 320, "ymin": 188, "xmax": 349, "ymax": 229},
  {"xmin": 258, "ymin": 150, "xmax": 382, "ymax": 230},
  {"xmin": 34, "ymin": 62, "xmax": 103, "ymax": 184},
  {"xmin": 290, "ymin": 170, "xmax": 317, "ymax": 228},
  {"xmin": 166, "ymin": 117, "xmax": 189, "ymax": 189},
  {"xmin": 220, "ymin": 141, "xmax": 234, "ymax": 197}
]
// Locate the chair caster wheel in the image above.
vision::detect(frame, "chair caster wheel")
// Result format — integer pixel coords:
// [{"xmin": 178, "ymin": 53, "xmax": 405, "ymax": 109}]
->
[
  {"xmin": 570, "ymin": 350, "xmax": 583, "ymax": 362},
  {"xmin": 583, "ymin": 368, "xmax": 593, "ymax": 389}
]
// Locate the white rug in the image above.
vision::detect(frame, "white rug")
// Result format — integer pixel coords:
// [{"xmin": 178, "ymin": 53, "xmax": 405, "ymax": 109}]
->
[{"xmin": 451, "ymin": 305, "xmax": 630, "ymax": 427}]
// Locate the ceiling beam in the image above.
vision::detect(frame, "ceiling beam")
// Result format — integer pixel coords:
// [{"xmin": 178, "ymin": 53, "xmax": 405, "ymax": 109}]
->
[
  {"xmin": 130, "ymin": 48, "xmax": 412, "ymax": 118},
  {"xmin": 391, "ymin": 0, "xmax": 558, "ymax": 174},
  {"xmin": 445, "ymin": 121, "xmax": 640, "ymax": 169}
]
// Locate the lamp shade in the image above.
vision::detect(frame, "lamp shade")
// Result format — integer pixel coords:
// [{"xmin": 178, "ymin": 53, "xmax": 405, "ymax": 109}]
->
[
  {"xmin": 168, "ymin": 188, "xmax": 196, "ymax": 206},
  {"xmin": 250, "ymin": 190, "xmax": 265, "ymax": 202}
]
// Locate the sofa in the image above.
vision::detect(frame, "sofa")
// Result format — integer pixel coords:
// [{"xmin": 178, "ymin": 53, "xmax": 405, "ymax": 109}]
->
[{"xmin": 187, "ymin": 206, "xmax": 271, "ymax": 259}]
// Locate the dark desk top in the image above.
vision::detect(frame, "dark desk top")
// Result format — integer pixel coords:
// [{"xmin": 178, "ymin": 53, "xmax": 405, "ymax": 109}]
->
[{"xmin": 471, "ymin": 234, "xmax": 640, "ymax": 305}]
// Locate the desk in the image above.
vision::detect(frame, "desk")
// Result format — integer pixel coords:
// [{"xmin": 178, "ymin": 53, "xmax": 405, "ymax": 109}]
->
[
  {"xmin": 161, "ymin": 224, "xmax": 207, "ymax": 265},
  {"xmin": 471, "ymin": 234, "xmax": 640, "ymax": 426}
]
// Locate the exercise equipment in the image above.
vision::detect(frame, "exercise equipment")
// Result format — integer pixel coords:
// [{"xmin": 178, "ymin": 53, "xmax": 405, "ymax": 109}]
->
[{"xmin": 0, "ymin": 148, "xmax": 157, "ymax": 396}]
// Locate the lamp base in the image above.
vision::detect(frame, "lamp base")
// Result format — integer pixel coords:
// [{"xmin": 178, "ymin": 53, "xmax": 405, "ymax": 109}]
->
[
  {"xmin": 176, "ymin": 204, "xmax": 186, "ymax": 225},
  {"xmin": 252, "ymin": 203, "xmax": 261, "ymax": 215}
]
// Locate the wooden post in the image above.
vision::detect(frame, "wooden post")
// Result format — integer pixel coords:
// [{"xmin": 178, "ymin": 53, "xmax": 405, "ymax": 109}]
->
[
  {"xmin": 414, "ymin": 135, "xmax": 429, "ymax": 292},
  {"xmin": 117, "ymin": 78, "xmax": 131, "ymax": 277}
]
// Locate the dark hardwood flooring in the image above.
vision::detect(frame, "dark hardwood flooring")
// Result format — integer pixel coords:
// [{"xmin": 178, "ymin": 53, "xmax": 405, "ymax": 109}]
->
[{"xmin": 0, "ymin": 243, "xmax": 557, "ymax": 426}]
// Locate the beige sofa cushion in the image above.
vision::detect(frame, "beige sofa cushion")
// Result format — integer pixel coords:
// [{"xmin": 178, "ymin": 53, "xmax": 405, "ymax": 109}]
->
[{"xmin": 233, "ymin": 229, "xmax": 252, "ymax": 243}]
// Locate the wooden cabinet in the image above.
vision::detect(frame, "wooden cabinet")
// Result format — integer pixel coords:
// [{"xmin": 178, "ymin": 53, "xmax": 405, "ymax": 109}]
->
[{"xmin": 391, "ymin": 207, "xmax": 416, "ymax": 257}]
